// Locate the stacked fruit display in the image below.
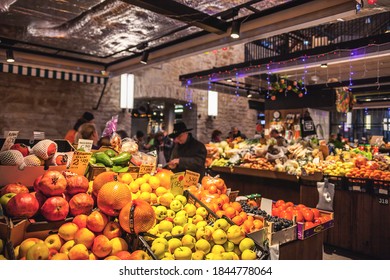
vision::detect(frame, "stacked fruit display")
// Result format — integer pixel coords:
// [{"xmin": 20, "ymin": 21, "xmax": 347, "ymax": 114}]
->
[
  {"xmin": 144, "ymin": 192, "xmax": 264, "ymax": 260},
  {"xmin": 0, "ymin": 238, "xmax": 7, "ymax": 260},
  {"xmin": 89, "ymin": 149, "xmax": 132, "ymax": 172},
  {"xmin": 0, "ymin": 139, "xmax": 60, "ymax": 169}
]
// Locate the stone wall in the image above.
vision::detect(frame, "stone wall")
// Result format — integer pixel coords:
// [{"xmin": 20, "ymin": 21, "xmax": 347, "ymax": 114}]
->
[{"xmin": 0, "ymin": 44, "xmax": 259, "ymax": 143}]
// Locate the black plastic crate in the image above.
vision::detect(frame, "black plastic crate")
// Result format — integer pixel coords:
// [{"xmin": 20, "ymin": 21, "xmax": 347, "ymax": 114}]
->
[
  {"xmin": 346, "ymin": 177, "xmax": 372, "ymax": 193},
  {"xmin": 326, "ymin": 175, "xmax": 347, "ymax": 190},
  {"xmin": 184, "ymin": 190, "xmax": 219, "ymax": 223},
  {"xmin": 372, "ymin": 179, "xmax": 390, "ymax": 196}
]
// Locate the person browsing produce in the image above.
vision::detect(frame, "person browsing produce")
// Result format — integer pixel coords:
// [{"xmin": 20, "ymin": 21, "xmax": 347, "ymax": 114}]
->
[{"xmin": 167, "ymin": 122, "xmax": 207, "ymax": 179}]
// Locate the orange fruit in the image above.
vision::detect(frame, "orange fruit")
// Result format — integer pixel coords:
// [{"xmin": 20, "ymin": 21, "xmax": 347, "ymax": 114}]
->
[
  {"xmin": 92, "ymin": 172, "xmax": 118, "ymax": 197},
  {"xmin": 187, "ymin": 185, "xmax": 198, "ymax": 194},
  {"xmin": 224, "ymin": 206, "xmax": 236, "ymax": 218},
  {"xmin": 208, "ymin": 185, "xmax": 218, "ymax": 194},
  {"xmin": 97, "ymin": 181, "xmax": 132, "ymax": 216},
  {"xmin": 119, "ymin": 199, "xmax": 156, "ymax": 234},
  {"xmin": 239, "ymin": 211, "xmax": 248, "ymax": 221},
  {"xmin": 247, "ymin": 215, "xmax": 254, "ymax": 222},
  {"xmin": 231, "ymin": 215, "xmax": 244, "ymax": 226},
  {"xmin": 154, "ymin": 169, "xmax": 173, "ymax": 189},
  {"xmin": 231, "ymin": 201, "xmax": 242, "ymax": 212},
  {"xmin": 253, "ymin": 219, "xmax": 263, "ymax": 230},
  {"xmin": 219, "ymin": 194, "xmax": 230, "ymax": 205},
  {"xmin": 216, "ymin": 210, "xmax": 225, "ymax": 217},
  {"xmin": 242, "ymin": 219, "xmax": 254, "ymax": 233}
]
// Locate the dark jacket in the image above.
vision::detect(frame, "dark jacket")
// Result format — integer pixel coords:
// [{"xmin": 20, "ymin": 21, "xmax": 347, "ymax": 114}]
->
[{"xmin": 170, "ymin": 133, "xmax": 207, "ymax": 178}]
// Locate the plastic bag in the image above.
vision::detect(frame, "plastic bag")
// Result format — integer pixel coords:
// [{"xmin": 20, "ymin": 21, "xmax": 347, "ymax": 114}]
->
[
  {"xmin": 316, "ymin": 178, "xmax": 335, "ymax": 211},
  {"xmin": 102, "ymin": 115, "xmax": 118, "ymax": 138},
  {"xmin": 121, "ymin": 137, "xmax": 138, "ymax": 154}
]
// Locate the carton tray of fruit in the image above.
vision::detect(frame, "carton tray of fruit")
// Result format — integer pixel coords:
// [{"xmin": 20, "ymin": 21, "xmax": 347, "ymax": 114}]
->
[{"xmin": 296, "ymin": 210, "xmax": 334, "ymax": 240}]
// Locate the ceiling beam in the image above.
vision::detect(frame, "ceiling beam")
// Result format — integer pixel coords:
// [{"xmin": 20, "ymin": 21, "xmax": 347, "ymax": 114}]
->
[
  {"xmin": 121, "ymin": 0, "xmax": 228, "ymax": 34},
  {"xmin": 109, "ymin": 0, "xmax": 355, "ymax": 75}
]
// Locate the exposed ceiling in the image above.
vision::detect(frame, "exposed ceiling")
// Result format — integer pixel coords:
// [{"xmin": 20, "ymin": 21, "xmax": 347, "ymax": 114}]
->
[{"xmin": 0, "ymin": 0, "xmax": 368, "ymax": 77}]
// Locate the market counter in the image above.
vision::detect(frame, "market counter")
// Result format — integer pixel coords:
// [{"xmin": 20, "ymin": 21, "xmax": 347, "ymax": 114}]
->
[{"xmin": 211, "ymin": 166, "xmax": 390, "ymax": 259}]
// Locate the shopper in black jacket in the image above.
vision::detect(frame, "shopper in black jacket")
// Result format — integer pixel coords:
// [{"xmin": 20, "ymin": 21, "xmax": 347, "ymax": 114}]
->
[{"xmin": 167, "ymin": 122, "xmax": 207, "ymax": 179}]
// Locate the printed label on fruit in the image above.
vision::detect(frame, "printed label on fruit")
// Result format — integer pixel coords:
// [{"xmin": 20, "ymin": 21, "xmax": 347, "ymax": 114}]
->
[
  {"xmin": 182, "ymin": 170, "xmax": 200, "ymax": 188},
  {"xmin": 1, "ymin": 130, "xmax": 19, "ymax": 152},
  {"xmin": 139, "ymin": 164, "xmax": 154, "ymax": 177},
  {"xmin": 77, "ymin": 139, "xmax": 93, "ymax": 152},
  {"xmin": 170, "ymin": 172, "xmax": 185, "ymax": 196},
  {"xmin": 68, "ymin": 151, "xmax": 92, "ymax": 175}
]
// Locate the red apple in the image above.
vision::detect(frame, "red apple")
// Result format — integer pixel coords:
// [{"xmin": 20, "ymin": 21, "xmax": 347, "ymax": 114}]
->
[
  {"xmin": 66, "ymin": 175, "xmax": 89, "ymax": 195},
  {"xmin": 69, "ymin": 193, "xmax": 94, "ymax": 216},
  {"xmin": 38, "ymin": 171, "xmax": 67, "ymax": 197},
  {"xmin": 0, "ymin": 183, "xmax": 29, "ymax": 196},
  {"xmin": 30, "ymin": 191, "xmax": 47, "ymax": 208},
  {"xmin": 103, "ymin": 221, "xmax": 122, "ymax": 240},
  {"xmin": 6, "ymin": 193, "xmax": 39, "ymax": 218},
  {"xmin": 10, "ymin": 143, "xmax": 30, "ymax": 157},
  {"xmin": 40, "ymin": 196, "xmax": 69, "ymax": 221},
  {"xmin": 33, "ymin": 175, "xmax": 43, "ymax": 192}
]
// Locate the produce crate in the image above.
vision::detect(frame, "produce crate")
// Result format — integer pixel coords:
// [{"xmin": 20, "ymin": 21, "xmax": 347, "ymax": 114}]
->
[
  {"xmin": 227, "ymin": 189, "xmax": 240, "ymax": 202},
  {"xmin": 296, "ymin": 210, "xmax": 334, "ymax": 240},
  {"xmin": 346, "ymin": 177, "xmax": 372, "ymax": 193},
  {"xmin": 184, "ymin": 190, "xmax": 219, "ymax": 223},
  {"xmin": 372, "ymin": 179, "xmax": 390, "ymax": 196},
  {"xmin": 86, "ymin": 164, "xmax": 108, "ymax": 181}
]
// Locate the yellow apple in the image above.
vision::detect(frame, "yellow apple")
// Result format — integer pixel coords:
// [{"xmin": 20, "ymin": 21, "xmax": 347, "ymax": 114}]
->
[
  {"xmin": 129, "ymin": 250, "xmax": 151, "ymax": 260},
  {"xmin": 211, "ymin": 244, "xmax": 225, "ymax": 254},
  {"xmin": 227, "ymin": 225, "xmax": 246, "ymax": 245},
  {"xmin": 181, "ymin": 234, "xmax": 196, "ymax": 250},
  {"xmin": 195, "ymin": 207, "xmax": 208, "ymax": 219},
  {"xmin": 166, "ymin": 209, "xmax": 176, "ymax": 219},
  {"xmin": 161, "ymin": 252, "xmax": 175, "ymax": 260},
  {"xmin": 195, "ymin": 220, "xmax": 207, "ymax": 228},
  {"xmin": 51, "ymin": 252, "xmax": 69, "ymax": 260},
  {"xmin": 171, "ymin": 225, "xmax": 184, "ymax": 236},
  {"xmin": 212, "ymin": 228, "xmax": 227, "ymax": 245},
  {"xmin": 26, "ymin": 243, "xmax": 50, "ymax": 260},
  {"xmin": 239, "ymin": 237, "xmax": 255, "ymax": 252},
  {"xmin": 110, "ymin": 237, "xmax": 128, "ymax": 255},
  {"xmin": 58, "ymin": 222, "xmax": 79, "ymax": 241},
  {"xmin": 103, "ymin": 220, "xmax": 122, "ymax": 240},
  {"xmin": 223, "ymin": 240, "xmax": 235, "ymax": 252},
  {"xmin": 44, "ymin": 234, "xmax": 64, "ymax": 251},
  {"xmin": 92, "ymin": 234, "xmax": 112, "ymax": 258},
  {"xmin": 213, "ymin": 218, "xmax": 230, "ymax": 231},
  {"xmin": 60, "ymin": 240, "xmax": 76, "ymax": 254},
  {"xmin": 221, "ymin": 252, "xmax": 233, "ymax": 260},
  {"xmin": 74, "ymin": 227, "xmax": 95, "ymax": 249},
  {"xmin": 192, "ymin": 214, "xmax": 204, "ymax": 225},
  {"xmin": 174, "ymin": 194, "xmax": 187, "ymax": 206},
  {"xmin": 158, "ymin": 220, "xmax": 173, "ymax": 233},
  {"xmin": 195, "ymin": 239, "xmax": 211, "ymax": 254},
  {"xmin": 183, "ymin": 223, "xmax": 197, "ymax": 237},
  {"xmin": 241, "ymin": 249, "xmax": 257, "ymax": 260},
  {"xmin": 170, "ymin": 199, "xmax": 183, "ymax": 212},
  {"xmin": 192, "ymin": 250, "xmax": 205, "ymax": 260},
  {"xmin": 173, "ymin": 215, "xmax": 187, "ymax": 226},
  {"xmin": 151, "ymin": 242, "xmax": 166, "ymax": 259},
  {"xmin": 173, "ymin": 246, "xmax": 192, "ymax": 260},
  {"xmin": 68, "ymin": 243, "xmax": 89, "ymax": 260},
  {"xmin": 155, "ymin": 205, "xmax": 168, "ymax": 221},
  {"xmin": 19, "ymin": 238, "xmax": 44, "ymax": 259},
  {"xmin": 183, "ymin": 203, "xmax": 197, "ymax": 217},
  {"xmin": 168, "ymin": 238, "xmax": 182, "ymax": 254}
]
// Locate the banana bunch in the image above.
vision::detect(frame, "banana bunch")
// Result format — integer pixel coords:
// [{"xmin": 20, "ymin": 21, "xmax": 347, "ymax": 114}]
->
[
  {"xmin": 210, "ymin": 158, "xmax": 230, "ymax": 167},
  {"xmin": 287, "ymin": 143, "xmax": 307, "ymax": 159}
]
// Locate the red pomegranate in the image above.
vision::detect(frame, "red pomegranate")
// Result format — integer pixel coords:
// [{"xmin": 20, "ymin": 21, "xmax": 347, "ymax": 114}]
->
[
  {"xmin": 66, "ymin": 175, "xmax": 89, "ymax": 195},
  {"xmin": 69, "ymin": 193, "xmax": 94, "ymax": 216},
  {"xmin": 0, "ymin": 183, "xmax": 29, "ymax": 196},
  {"xmin": 40, "ymin": 196, "xmax": 69, "ymax": 221},
  {"xmin": 6, "ymin": 193, "xmax": 39, "ymax": 218},
  {"xmin": 37, "ymin": 171, "xmax": 67, "ymax": 197}
]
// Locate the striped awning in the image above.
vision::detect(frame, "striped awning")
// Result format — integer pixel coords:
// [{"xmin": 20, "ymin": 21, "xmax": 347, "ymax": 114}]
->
[{"xmin": 0, "ymin": 63, "xmax": 108, "ymax": 84}]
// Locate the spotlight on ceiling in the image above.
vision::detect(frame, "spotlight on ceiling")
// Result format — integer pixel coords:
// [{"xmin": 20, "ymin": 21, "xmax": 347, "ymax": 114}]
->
[
  {"xmin": 230, "ymin": 21, "xmax": 240, "ymax": 39},
  {"xmin": 6, "ymin": 49, "xmax": 14, "ymax": 63},
  {"xmin": 140, "ymin": 51, "xmax": 149, "ymax": 64},
  {"xmin": 320, "ymin": 63, "xmax": 328, "ymax": 68}
]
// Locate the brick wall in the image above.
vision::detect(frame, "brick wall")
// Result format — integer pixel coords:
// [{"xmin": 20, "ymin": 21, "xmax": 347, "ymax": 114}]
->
[{"xmin": 0, "ymin": 44, "xmax": 258, "ymax": 143}]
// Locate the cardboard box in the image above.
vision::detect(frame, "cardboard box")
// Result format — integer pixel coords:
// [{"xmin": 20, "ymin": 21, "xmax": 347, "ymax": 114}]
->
[
  {"xmin": 297, "ymin": 210, "xmax": 334, "ymax": 240},
  {"xmin": 0, "ymin": 139, "xmax": 74, "ymax": 187}
]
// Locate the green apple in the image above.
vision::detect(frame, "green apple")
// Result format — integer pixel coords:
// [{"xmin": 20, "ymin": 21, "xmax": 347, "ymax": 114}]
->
[
  {"xmin": 171, "ymin": 225, "xmax": 184, "ymax": 236},
  {"xmin": 223, "ymin": 240, "xmax": 235, "ymax": 252},
  {"xmin": 168, "ymin": 238, "xmax": 182, "ymax": 254},
  {"xmin": 170, "ymin": 199, "xmax": 183, "ymax": 212},
  {"xmin": 151, "ymin": 242, "xmax": 166, "ymax": 259},
  {"xmin": 173, "ymin": 215, "xmax": 187, "ymax": 226},
  {"xmin": 227, "ymin": 225, "xmax": 246, "ymax": 245},
  {"xmin": 175, "ymin": 210, "xmax": 189, "ymax": 219},
  {"xmin": 192, "ymin": 250, "xmax": 205, "ymax": 260},
  {"xmin": 195, "ymin": 239, "xmax": 211, "ymax": 254},
  {"xmin": 26, "ymin": 243, "xmax": 50, "ymax": 260},
  {"xmin": 213, "ymin": 218, "xmax": 230, "ymax": 231},
  {"xmin": 181, "ymin": 234, "xmax": 196, "ymax": 250},
  {"xmin": 157, "ymin": 220, "xmax": 173, "ymax": 233},
  {"xmin": 175, "ymin": 194, "xmax": 187, "ymax": 206},
  {"xmin": 239, "ymin": 237, "xmax": 255, "ymax": 252},
  {"xmin": 211, "ymin": 244, "xmax": 225, "ymax": 254},
  {"xmin": 241, "ymin": 249, "xmax": 257, "ymax": 260},
  {"xmin": 212, "ymin": 229, "xmax": 227, "ymax": 245},
  {"xmin": 166, "ymin": 209, "xmax": 176, "ymax": 219},
  {"xmin": 195, "ymin": 207, "xmax": 208, "ymax": 219},
  {"xmin": 183, "ymin": 223, "xmax": 197, "ymax": 237},
  {"xmin": 183, "ymin": 203, "xmax": 197, "ymax": 217},
  {"xmin": 174, "ymin": 246, "xmax": 192, "ymax": 260},
  {"xmin": 0, "ymin": 193, "xmax": 16, "ymax": 207},
  {"xmin": 155, "ymin": 206, "xmax": 168, "ymax": 221}
]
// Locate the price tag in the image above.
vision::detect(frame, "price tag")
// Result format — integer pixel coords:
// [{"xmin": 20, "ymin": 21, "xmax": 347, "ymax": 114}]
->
[
  {"xmin": 379, "ymin": 188, "xmax": 388, "ymax": 195},
  {"xmin": 1, "ymin": 131, "xmax": 19, "ymax": 152},
  {"xmin": 170, "ymin": 172, "xmax": 185, "ymax": 196},
  {"xmin": 379, "ymin": 197, "xmax": 389, "ymax": 205},
  {"xmin": 77, "ymin": 139, "xmax": 93, "ymax": 152},
  {"xmin": 139, "ymin": 164, "xmax": 155, "ymax": 177},
  {"xmin": 260, "ymin": 197, "xmax": 273, "ymax": 215},
  {"xmin": 352, "ymin": 185, "xmax": 361, "ymax": 192},
  {"xmin": 182, "ymin": 170, "xmax": 200, "ymax": 188},
  {"xmin": 68, "ymin": 151, "xmax": 92, "ymax": 175},
  {"xmin": 33, "ymin": 131, "xmax": 45, "ymax": 140}
]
